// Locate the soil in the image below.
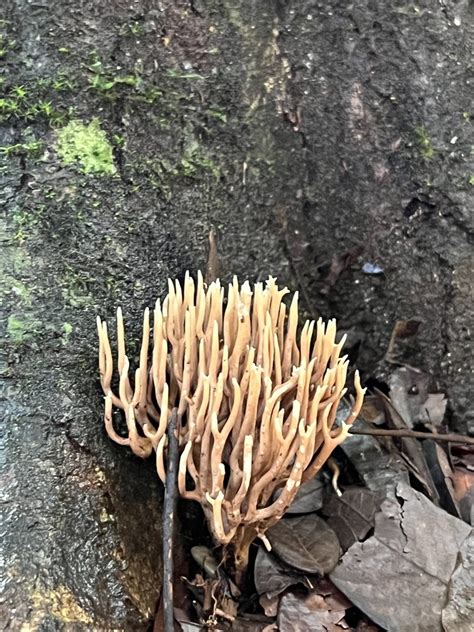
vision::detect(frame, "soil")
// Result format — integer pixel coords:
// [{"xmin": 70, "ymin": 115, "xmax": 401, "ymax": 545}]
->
[{"xmin": 1, "ymin": 0, "xmax": 472, "ymax": 628}]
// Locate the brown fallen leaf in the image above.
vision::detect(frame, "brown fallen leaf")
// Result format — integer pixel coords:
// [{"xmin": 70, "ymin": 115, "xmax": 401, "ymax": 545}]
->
[
  {"xmin": 319, "ymin": 247, "xmax": 364, "ymax": 296},
  {"xmin": 254, "ymin": 546, "xmax": 311, "ymax": 599},
  {"xmin": 418, "ymin": 393, "xmax": 447, "ymax": 425},
  {"xmin": 376, "ymin": 388, "xmax": 439, "ymax": 502},
  {"xmin": 360, "ymin": 395, "xmax": 386, "ymax": 426},
  {"xmin": 338, "ymin": 419, "xmax": 410, "ymax": 498},
  {"xmin": 330, "ymin": 481, "xmax": 472, "ymax": 632},
  {"xmin": 323, "ymin": 488, "xmax": 378, "ymax": 552},
  {"xmin": 388, "ymin": 367, "xmax": 447, "ymax": 428},
  {"xmin": 387, "ymin": 367, "xmax": 429, "ymax": 429},
  {"xmin": 205, "ymin": 228, "xmax": 222, "ymax": 284},
  {"xmin": 422, "ymin": 441, "xmax": 461, "ymax": 518},
  {"xmin": 275, "ymin": 474, "xmax": 325, "ymax": 515},
  {"xmin": 229, "ymin": 615, "xmax": 277, "ymax": 631},
  {"xmin": 452, "ymin": 467, "xmax": 474, "ymax": 525},
  {"xmin": 452, "ymin": 445, "xmax": 474, "ymax": 471},
  {"xmin": 267, "ymin": 514, "xmax": 341, "ymax": 575},
  {"xmin": 391, "ymin": 319, "xmax": 422, "ymax": 339},
  {"xmin": 386, "ymin": 320, "xmax": 422, "ymax": 362},
  {"xmin": 259, "ymin": 593, "xmax": 279, "ymax": 618},
  {"xmin": 315, "ymin": 577, "xmax": 352, "ymax": 611},
  {"xmin": 441, "ymin": 532, "xmax": 474, "ymax": 632},
  {"xmin": 278, "ymin": 583, "xmax": 351, "ymax": 632}
]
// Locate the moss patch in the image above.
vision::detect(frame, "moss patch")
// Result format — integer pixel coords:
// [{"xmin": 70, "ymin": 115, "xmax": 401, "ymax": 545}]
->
[
  {"xmin": 6, "ymin": 314, "xmax": 40, "ymax": 343},
  {"xmin": 56, "ymin": 119, "xmax": 116, "ymax": 175},
  {"xmin": 415, "ymin": 126, "xmax": 435, "ymax": 160}
]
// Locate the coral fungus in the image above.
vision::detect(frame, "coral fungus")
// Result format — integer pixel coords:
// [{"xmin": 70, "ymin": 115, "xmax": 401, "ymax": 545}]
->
[{"xmin": 97, "ymin": 273, "xmax": 365, "ymax": 569}]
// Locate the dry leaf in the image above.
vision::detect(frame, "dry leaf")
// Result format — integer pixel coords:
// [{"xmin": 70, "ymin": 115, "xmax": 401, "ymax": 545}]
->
[
  {"xmin": 441, "ymin": 533, "xmax": 474, "ymax": 631},
  {"xmin": 259, "ymin": 593, "xmax": 280, "ymax": 618},
  {"xmin": 387, "ymin": 367, "xmax": 429, "ymax": 429},
  {"xmin": 422, "ymin": 441, "xmax": 461, "ymax": 518},
  {"xmin": 254, "ymin": 547, "xmax": 308, "ymax": 598},
  {"xmin": 377, "ymin": 389, "xmax": 439, "ymax": 502},
  {"xmin": 338, "ymin": 426, "xmax": 409, "ymax": 499},
  {"xmin": 320, "ymin": 247, "xmax": 363, "ymax": 294},
  {"xmin": 278, "ymin": 586, "xmax": 350, "ymax": 632},
  {"xmin": 323, "ymin": 488, "xmax": 378, "ymax": 551},
  {"xmin": 391, "ymin": 320, "xmax": 421, "ymax": 340},
  {"xmin": 386, "ymin": 320, "xmax": 422, "ymax": 363},
  {"xmin": 330, "ymin": 482, "xmax": 472, "ymax": 632},
  {"xmin": 360, "ymin": 396, "xmax": 385, "ymax": 426},
  {"xmin": 267, "ymin": 514, "xmax": 341, "ymax": 574},
  {"xmin": 229, "ymin": 615, "xmax": 276, "ymax": 631},
  {"xmin": 276, "ymin": 475, "xmax": 325, "ymax": 514},
  {"xmin": 453, "ymin": 467, "xmax": 474, "ymax": 525},
  {"xmin": 418, "ymin": 393, "xmax": 447, "ymax": 425}
]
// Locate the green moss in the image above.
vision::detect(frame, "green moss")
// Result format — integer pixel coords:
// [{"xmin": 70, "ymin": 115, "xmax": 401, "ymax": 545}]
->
[
  {"xmin": 12, "ymin": 205, "xmax": 45, "ymax": 243},
  {"xmin": 181, "ymin": 152, "xmax": 219, "ymax": 179},
  {"xmin": 56, "ymin": 119, "xmax": 116, "ymax": 175},
  {"xmin": 89, "ymin": 71, "xmax": 141, "ymax": 93},
  {"xmin": 415, "ymin": 127, "xmax": 435, "ymax": 160},
  {"xmin": 62, "ymin": 322, "xmax": 73, "ymax": 344},
  {"xmin": 10, "ymin": 280, "xmax": 32, "ymax": 305},
  {"xmin": 60, "ymin": 266, "xmax": 95, "ymax": 307},
  {"xmin": 7, "ymin": 314, "xmax": 73, "ymax": 346},
  {"xmin": 7, "ymin": 314, "xmax": 39, "ymax": 343},
  {"xmin": 119, "ymin": 21, "xmax": 144, "ymax": 36},
  {"xmin": 0, "ymin": 140, "xmax": 43, "ymax": 157},
  {"xmin": 85, "ymin": 56, "xmax": 142, "ymax": 97},
  {"xmin": 0, "ymin": 73, "xmax": 76, "ymax": 125},
  {"xmin": 0, "ymin": 31, "xmax": 17, "ymax": 59},
  {"xmin": 206, "ymin": 108, "xmax": 227, "ymax": 123},
  {"xmin": 139, "ymin": 140, "xmax": 220, "ymax": 193}
]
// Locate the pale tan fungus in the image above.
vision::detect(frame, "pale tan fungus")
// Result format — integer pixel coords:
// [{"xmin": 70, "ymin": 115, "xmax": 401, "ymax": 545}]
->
[{"xmin": 97, "ymin": 272, "xmax": 365, "ymax": 569}]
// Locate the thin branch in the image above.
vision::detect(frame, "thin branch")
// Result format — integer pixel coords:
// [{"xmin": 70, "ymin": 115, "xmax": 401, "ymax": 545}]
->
[
  {"xmin": 163, "ymin": 408, "xmax": 179, "ymax": 632},
  {"xmin": 205, "ymin": 228, "xmax": 221, "ymax": 284},
  {"xmin": 349, "ymin": 426, "xmax": 474, "ymax": 445}
]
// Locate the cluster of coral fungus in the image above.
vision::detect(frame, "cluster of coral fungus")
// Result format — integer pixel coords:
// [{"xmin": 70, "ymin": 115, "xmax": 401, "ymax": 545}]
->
[{"xmin": 97, "ymin": 272, "xmax": 365, "ymax": 568}]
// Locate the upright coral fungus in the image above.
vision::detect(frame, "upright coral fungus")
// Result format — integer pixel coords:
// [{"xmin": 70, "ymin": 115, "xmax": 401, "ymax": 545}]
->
[{"xmin": 97, "ymin": 272, "xmax": 365, "ymax": 571}]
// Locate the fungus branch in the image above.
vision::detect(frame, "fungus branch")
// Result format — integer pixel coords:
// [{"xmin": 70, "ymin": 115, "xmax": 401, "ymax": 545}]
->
[{"xmin": 97, "ymin": 273, "xmax": 365, "ymax": 571}]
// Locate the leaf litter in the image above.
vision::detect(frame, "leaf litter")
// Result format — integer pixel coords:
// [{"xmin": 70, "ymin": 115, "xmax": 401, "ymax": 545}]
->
[
  {"xmin": 254, "ymin": 547, "xmax": 313, "ymax": 600},
  {"xmin": 171, "ymin": 359, "xmax": 473, "ymax": 631},
  {"xmin": 267, "ymin": 514, "xmax": 341, "ymax": 575},
  {"xmin": 277, "ymin": 474, "xmax": 325, "ymax": 514},
  {"xmin": 277, "ymin": 581, "xmax": 352, "ymax": 632},
  {"xmin": 330, "ymin": 481, "xmax": 472, "ymax": 632},
  {"xmin": 323, "ymin": 488, "xmax": 378, "ymax": 552}
]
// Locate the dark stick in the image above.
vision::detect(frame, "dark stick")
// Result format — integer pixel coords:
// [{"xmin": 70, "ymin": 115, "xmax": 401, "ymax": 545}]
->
[
  {"xmin": 349, "ymin": 426, "xmax": 474, "ymax": 445},
  {"xmin": 163, "ymin": 408, "xmax": 178, "ymax": 632}
]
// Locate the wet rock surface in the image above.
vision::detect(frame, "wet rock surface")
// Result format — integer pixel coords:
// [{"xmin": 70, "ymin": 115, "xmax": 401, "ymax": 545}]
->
[{"xmin": 1, "ymin": 0, "xmax": 472, "ymax": 628}]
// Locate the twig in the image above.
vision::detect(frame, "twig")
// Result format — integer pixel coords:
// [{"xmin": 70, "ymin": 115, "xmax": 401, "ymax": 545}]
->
[
  {"xmin": 205, "ymin": 228, "xmax": 221, "ymax": 284},
  {"xmin": 163, "ymin": 408, "xmax": 179, "ymax": 632},
  {"xmin": 349, "ymin": 426, "xmax": 474, "ymax": 445}
]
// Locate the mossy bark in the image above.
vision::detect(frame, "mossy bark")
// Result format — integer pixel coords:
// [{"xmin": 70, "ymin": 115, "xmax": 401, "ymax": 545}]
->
[{"xmin": 2, "ymin": 0, "xmax": 472, "ymax": 627}]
